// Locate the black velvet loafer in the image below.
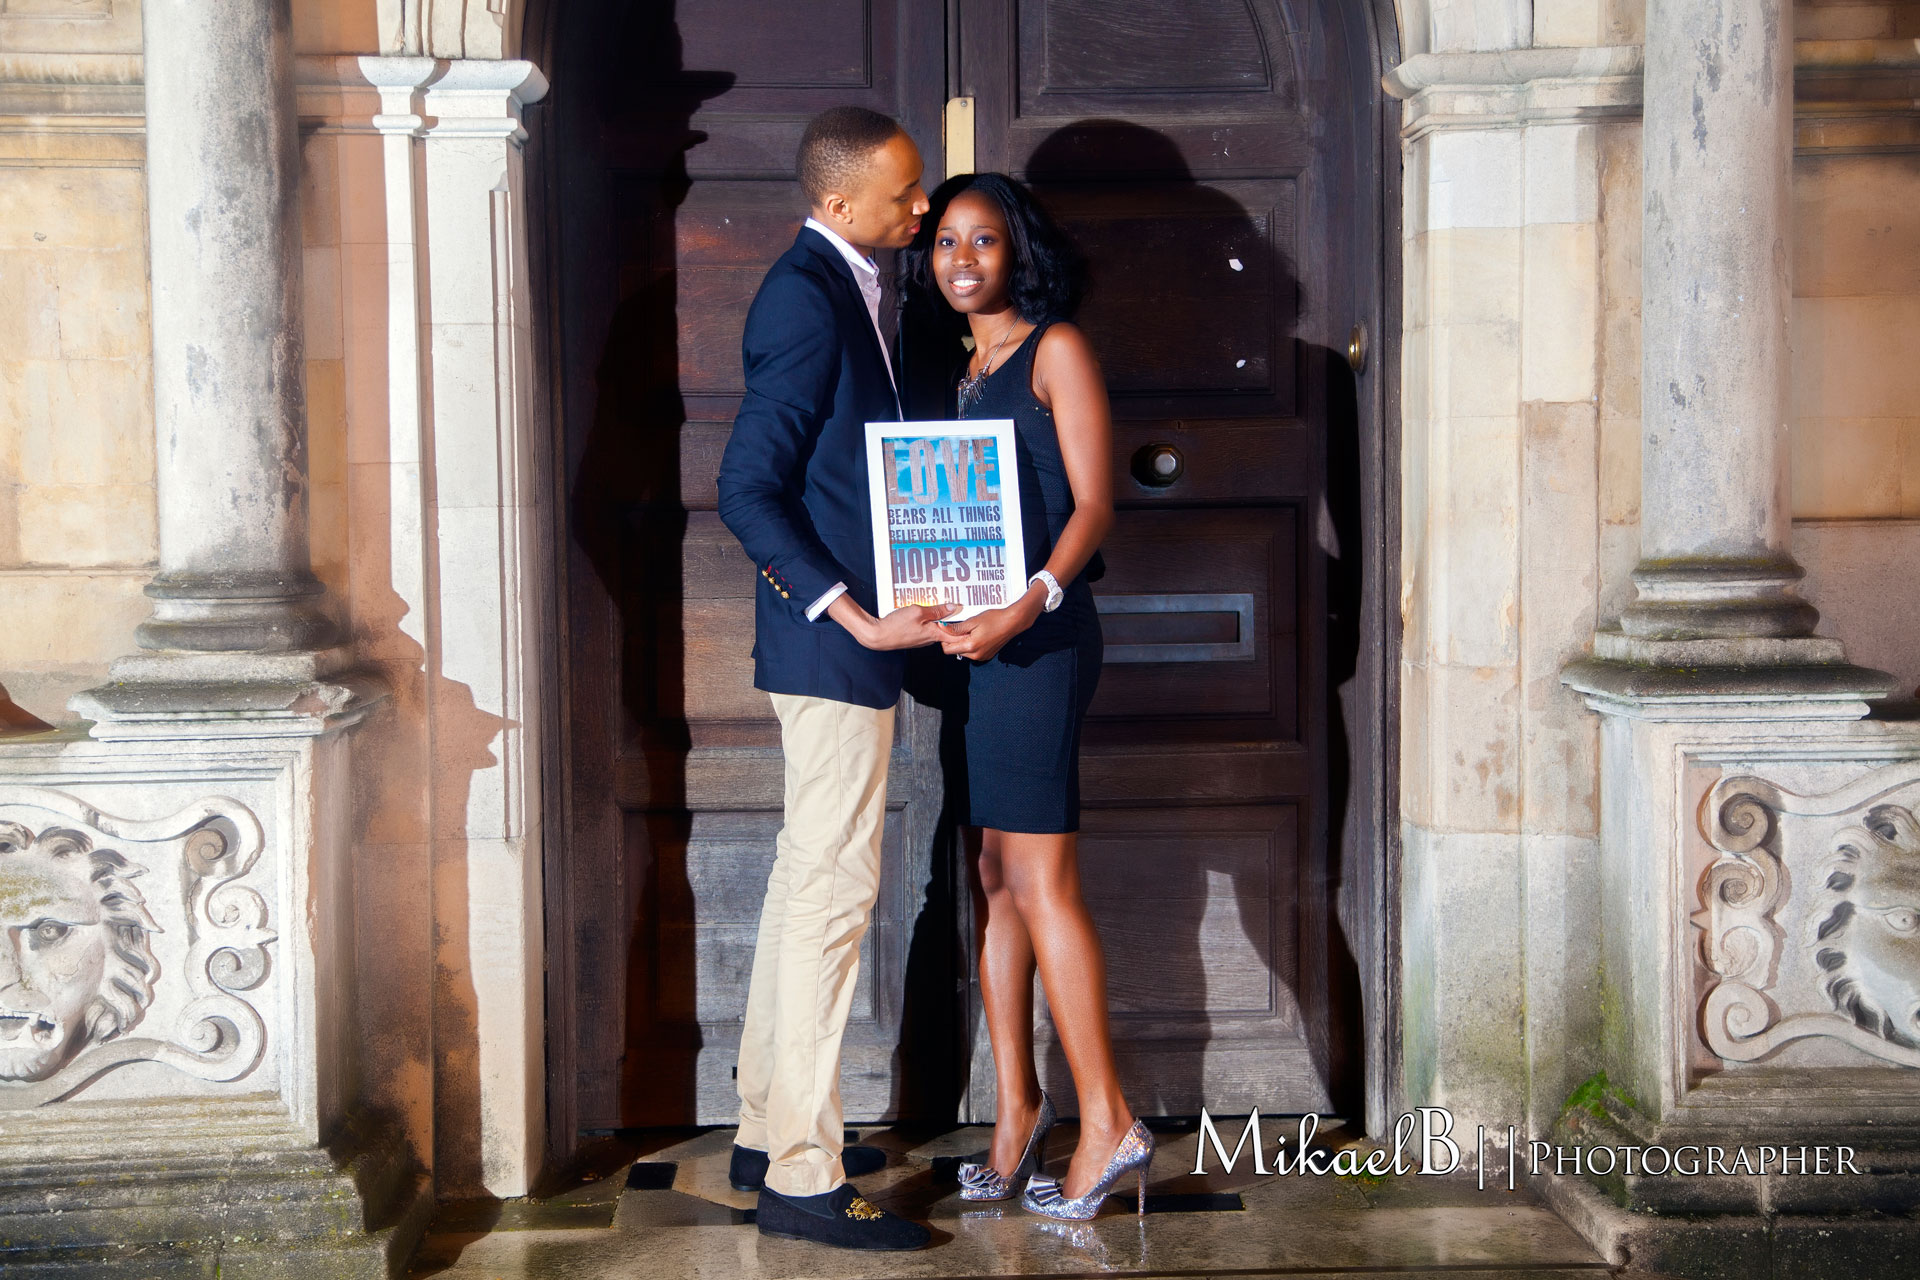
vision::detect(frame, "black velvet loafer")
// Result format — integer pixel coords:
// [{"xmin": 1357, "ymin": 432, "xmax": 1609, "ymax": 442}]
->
[
  {"xmin": 754, "ymin": 1183, "xmax": 930, "ymax": 1250},
  {"xmin": 728, "ymin": 1143, "xmax": 886, "ymax": 1192}
]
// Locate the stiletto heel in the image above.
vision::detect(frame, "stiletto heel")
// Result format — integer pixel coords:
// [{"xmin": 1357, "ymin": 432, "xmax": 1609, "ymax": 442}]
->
[
  {"xmin": 1020, "ymin": 1118, "xmax": 1154, "ymax": 1221},
  {"xmin": 959, "ymin": 1091, "xmax": 1056, "ymax": 1201}
]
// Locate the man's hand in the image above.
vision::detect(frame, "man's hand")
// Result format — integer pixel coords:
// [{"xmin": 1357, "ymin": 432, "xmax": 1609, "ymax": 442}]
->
[
  {"xmin": 939, "ymin": 589, "xmax": 1045, "ymax": 663},
  {"xmin": 829, "ymin": 595, "xmax": 959, "ymax": 650}
]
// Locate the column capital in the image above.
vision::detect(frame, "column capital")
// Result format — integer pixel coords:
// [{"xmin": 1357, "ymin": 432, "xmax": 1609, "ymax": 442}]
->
[
  {"xmin": 294, "ymin": 56, "xmax": 548, "ymax": 142},
  {"xmin": 423, "ymin": 59, "xmax": 549, "ymax": 144}
]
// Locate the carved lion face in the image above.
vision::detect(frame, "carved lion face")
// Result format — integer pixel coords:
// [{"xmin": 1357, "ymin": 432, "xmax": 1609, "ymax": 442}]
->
[
  {"xmin": 0, "ymin": 824, "xmax": 161, "ymax": 1084},
  {"xmin": 1816, "ymin": 804, "xmax": 1920, "ymax": 1048}
]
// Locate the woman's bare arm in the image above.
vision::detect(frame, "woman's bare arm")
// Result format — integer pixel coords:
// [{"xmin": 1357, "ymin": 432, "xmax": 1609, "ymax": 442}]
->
[{"xmin": 1030, "ymin": 322, "xmax": 1115, "ymax": 586}]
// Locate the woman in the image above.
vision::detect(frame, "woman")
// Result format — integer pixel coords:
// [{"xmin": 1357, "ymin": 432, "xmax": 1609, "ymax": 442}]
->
[{"xmin": 901, "ymin": 173, "xmax": 1151, "ymax": 1220}]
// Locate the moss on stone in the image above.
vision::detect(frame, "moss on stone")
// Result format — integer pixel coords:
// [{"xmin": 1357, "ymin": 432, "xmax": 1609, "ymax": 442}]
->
[{"xmin": 1559, "ymin": 1070, "xmax": 1639, "ymax": 1128}]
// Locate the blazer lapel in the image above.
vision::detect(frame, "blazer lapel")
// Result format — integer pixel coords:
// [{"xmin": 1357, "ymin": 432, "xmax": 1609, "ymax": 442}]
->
[{"xmin": 798, "ymin": 228, "xmax": 901, "ymax": 420}]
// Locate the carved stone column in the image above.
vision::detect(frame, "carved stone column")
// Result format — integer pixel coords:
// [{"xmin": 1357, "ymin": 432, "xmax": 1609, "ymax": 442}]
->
[
  {"xmin": 71, "ymin": 0, "xmax": 375, "ymax": 734},
  {"xmin": 1627, "ymin": 0, "xmax": 1802, "ymax": 642},
  {"xmin": 1568, "ymin": 0, "xmax": 1888, "ymax": 705},
  {"xmin": 136, "ymin": 0, "xmax": 334, "ymax": 656}
]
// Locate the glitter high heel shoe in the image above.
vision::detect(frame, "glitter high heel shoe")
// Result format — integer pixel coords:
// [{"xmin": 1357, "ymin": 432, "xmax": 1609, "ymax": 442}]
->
[
  {"xmin": 1020, "ymin": 1118, "xmax": 1154, "ymax": 1221},
  {"xmin": 958, "ymin": 1091, "xmax": 1056, "ymax": 1201}
]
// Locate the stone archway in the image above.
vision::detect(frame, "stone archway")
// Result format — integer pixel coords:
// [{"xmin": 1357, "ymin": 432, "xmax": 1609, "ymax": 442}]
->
[{"xmin": 512, "ymin": 0, "xmax": 1407, "ymax": 1164}]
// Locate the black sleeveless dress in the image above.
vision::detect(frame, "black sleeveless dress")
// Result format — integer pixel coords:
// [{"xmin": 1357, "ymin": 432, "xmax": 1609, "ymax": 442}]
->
[{"xmin": 956, "ymin": 322, "xmax": 1104, "ymax": 834}]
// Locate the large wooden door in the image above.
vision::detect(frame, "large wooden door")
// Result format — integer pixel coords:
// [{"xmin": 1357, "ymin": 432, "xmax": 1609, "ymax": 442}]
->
[
  {"xmin": 545, "ymin": 0, "xmax": 947, "ymax": 1130},
  {"xmin": 539, "ymin": 0, "xmax": 1379, "ymax": 1139},
  {"xmin": 952, "ymin": 0, "xmax": 1366, "ymax": 1119}
]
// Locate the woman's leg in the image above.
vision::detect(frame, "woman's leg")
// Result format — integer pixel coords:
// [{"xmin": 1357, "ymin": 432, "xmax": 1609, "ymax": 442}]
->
[
  {"xmin": 971, "ymin": 827, "xmax": 1044, "ymax": 1174},
  {"xmin": 997, "ymin": 828, "xmax": 1134, "ymax": 1198}
]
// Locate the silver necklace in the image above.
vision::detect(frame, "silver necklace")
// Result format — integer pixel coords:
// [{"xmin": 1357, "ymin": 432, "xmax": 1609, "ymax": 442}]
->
[{"xmin": 957, "ymin": 320, "xmax": 1021, "ymax": 413}]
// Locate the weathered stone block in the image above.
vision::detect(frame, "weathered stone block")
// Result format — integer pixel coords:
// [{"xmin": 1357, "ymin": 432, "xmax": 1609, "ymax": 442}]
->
[
  {"xmin": 1792, "ymin": 415, "xmax": 1914, "ymax": 520},
  {"xmin": 0, "ymin": 169, "xmax": 143, "ymax": 251},
  {"xmin": 50, "ymin": 248, "xmax": 148, "ymax": 361},
  {"xmin": 1521, "ymin": 223, "xmax": 1599, "ymax": 401},
  {"xmin": 16, "ymin": 482, "xmax": 156, "ymax": 567},
  {"xmin": 1795, "ymin": 153, "xmax": 1920, "ymax": 300},
  {"xmin": 1425, "ymin": 129, "xmax": 1524, "ymax": 230},
  {"xmin": 1794, "ymin": 295, "xmax": 1920, "ymax": 422},
  {"xmin": 0, "ymin": 253, "xmax": 60, "ymax": 360},
  {"xmin": 18, "ymin": 358, "xmax": 150, "ymax": 487},
  {"xmin": 1771, "ymin": 1214, "xmax": 1920, "ymax": 1278}
]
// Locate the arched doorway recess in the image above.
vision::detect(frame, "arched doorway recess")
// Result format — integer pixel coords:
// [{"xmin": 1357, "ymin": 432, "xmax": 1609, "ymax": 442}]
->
[{"xmin": 520, "ymin": 0, "xmax": 1402, "ymax": 1162}]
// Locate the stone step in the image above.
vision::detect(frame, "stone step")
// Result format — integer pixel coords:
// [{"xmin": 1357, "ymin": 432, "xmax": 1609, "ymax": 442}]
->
[
  {"xmin": 0, "ymin": 1234, "xmax": 397, "ymax": 1280},
  {"xmin": 0, "ymin": 1111, "xmax": 432, "ymax": 1274}
]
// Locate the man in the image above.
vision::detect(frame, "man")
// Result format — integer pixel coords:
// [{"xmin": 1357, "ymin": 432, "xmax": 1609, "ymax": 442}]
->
[{"xmin": 715, "ymin": 106, "xmax": 949, "ymax": 1250}]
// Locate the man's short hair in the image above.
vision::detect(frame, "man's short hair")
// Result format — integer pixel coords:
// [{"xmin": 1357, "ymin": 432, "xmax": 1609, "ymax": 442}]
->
[{"xmin": 797, "ymin": 106, "xmax": 902, "ymax": 206}]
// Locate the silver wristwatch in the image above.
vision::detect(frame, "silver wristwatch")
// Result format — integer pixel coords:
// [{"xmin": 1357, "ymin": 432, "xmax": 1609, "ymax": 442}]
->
[{"xmin": 1029, "ymin": 569, "xmax": 1064, "ymax": 613}]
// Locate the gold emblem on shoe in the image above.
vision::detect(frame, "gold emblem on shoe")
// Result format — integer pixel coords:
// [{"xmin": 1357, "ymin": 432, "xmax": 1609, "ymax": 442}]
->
[{"xmin": 844, "ymin": 1195, "xmax": 884, "ymax": 1221}]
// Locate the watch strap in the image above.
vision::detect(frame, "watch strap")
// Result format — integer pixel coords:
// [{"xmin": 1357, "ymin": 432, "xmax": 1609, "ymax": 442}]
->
[{"xmin": 1030, "ymin": 569, "xmax": 1064, "ymax": 613}]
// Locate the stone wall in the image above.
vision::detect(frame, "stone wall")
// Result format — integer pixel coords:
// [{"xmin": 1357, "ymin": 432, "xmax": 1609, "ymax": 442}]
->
[
  {"xmin": 1792, "ymin": 152, "xmax": 1920, "ymax": 518},
  {"xmin": 1393, "ymin": 0, "xmax": 1920, "ymax": 1144},
  {"xmin": 0, "ymin": 0, "xmax": 137, "ymax": 54},
  {"xmin": 0, "ymin": 11, "xmax": 152, "ymax": 720},
  {"xmin": 1398, "ymin": 89, "xmax": 1632, "ymax": 1136}
]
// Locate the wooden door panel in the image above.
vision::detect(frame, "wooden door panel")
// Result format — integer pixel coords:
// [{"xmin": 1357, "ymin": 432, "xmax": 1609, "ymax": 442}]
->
[
  {"xmin": 1080, "ymin": 747, "xmax": 1308, "ymax": 807},
  {"xmin": 1086, "ymin": 507, "xmax": 1297, "ymax": 730},
  {"xmin": 553, "ymin": 0, "xmax": 943, "ymax": 1129},
  {"xmin": 1039, "ymin": 181, "xmax": 1297, "ymax": 412},
  {"xmin": 957, "ymin": 0, "xmax": 1350, "ymax": 1121},
  {"xmin": 1020, "ymin": 0, "xmax": 1281, "ymax": 101},
  {"xmin": 1008, "ymin": 119, "xmax": 1319, "ymax": 177},
  {"xmin": 654, "ymin": 812, "xmax": 897, "ymax": 1028},
  {"xmin": 674, "ymin": 184, "xmax": 817, "ymax": 395},
  {"xmin": 1082, "ymin": 822, "xmax": 1285, "ymax": 1017},
  {"xmin": 1108, "ymin": 422, "xmax": 1312, "ymax": 500},
  {"xmin": 1022, "ymin": 805, "xmax": 1334, "ymax": 1116},
  {"xmin": 677, "ymin": 0, "xmax": 874, "ymax": 90}
]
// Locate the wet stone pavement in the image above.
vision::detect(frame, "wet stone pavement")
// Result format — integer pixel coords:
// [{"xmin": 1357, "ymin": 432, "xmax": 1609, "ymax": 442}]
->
[{"xmin": 410, "ymin": 1119, "xmax": 1630, "ymax": 1280}]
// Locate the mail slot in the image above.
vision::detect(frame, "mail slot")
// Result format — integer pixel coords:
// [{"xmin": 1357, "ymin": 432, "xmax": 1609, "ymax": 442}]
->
[{"xmin": 1094, "ymin": 593, "xmax": 1257, "ymax": 664}]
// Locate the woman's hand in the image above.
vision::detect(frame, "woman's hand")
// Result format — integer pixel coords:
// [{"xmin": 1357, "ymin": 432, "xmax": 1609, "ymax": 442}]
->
[{"xmin": 939, "ymin": 588, "xmax": 1045, "ymax": 663}]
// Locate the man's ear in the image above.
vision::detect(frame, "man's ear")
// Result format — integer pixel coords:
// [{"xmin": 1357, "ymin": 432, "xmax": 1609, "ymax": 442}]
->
[{"xmin": 819, "ymin": 192, "xmax": 855, "ymax": 227}]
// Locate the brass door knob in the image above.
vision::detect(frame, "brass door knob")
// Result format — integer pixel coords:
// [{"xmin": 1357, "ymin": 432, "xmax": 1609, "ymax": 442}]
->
[{"xmin": 1348, "ymin": 323, "xmax": 1368, "ymax": 375}]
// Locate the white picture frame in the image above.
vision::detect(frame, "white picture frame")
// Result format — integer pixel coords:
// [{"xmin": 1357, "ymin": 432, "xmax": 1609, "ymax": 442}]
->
[{"xmin": 864, "ymin": 418, "xmax": 1028, "ymax": 620}]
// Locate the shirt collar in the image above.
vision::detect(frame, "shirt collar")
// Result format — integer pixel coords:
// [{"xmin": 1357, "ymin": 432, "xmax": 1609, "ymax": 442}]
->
[{"xmin": 803, "ymin": 216, "xmax": 879, "ymax": 279}]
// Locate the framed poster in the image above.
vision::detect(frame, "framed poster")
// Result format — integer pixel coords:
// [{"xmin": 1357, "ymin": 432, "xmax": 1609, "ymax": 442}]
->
[{"xmin": 864, "ymin": 419, "xmax": 1028, "ymax": 620}]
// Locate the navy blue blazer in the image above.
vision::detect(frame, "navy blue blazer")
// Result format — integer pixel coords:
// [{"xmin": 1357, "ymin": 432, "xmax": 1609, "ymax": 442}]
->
[{"xmin": 716, "ymin": 227, "xmax": 905, "ymax": 710}]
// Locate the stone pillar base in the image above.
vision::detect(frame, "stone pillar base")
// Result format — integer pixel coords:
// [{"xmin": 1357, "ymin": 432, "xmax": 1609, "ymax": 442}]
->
[
  {"xmin": 1545, "ymin": 679, "xmax": 1920, "ymax": 1280},
  {"xmin": 1619, "ymin": 558, "xmax": 1822, "ymax": 642},
  {"xmin": 135, "ymin": 572, "xmax": 339, "ymax": 656},
  {"xmin": 67, "ymin": 649, "xmax": 384, "ymax": 741},
  {"xmin": 1565, "ymin": 643, "xmax": 1896, "ymax": 715},
  {"xmin": 1540, "ymin": 1114, "xmax": 1920, "ymax": 1280},
  {"xmin": 0, "ymin": 1099, "xmax": 431, "ymax": 1278},
  {"xmin": 0, "ymin": 691, "xmax": 402, "ymax": 1275}
]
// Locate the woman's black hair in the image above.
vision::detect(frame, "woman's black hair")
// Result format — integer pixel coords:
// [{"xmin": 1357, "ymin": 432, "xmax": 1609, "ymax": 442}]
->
[{"xmin": 901, "ymin": 172, "xmax": 1087, "ymax": 323}]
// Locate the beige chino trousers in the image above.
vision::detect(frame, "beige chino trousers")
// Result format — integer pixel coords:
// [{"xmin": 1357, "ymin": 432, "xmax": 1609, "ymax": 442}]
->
[{"xmin": 734, "ymin": 691, "xmax": 894, "ymax": 1196}]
